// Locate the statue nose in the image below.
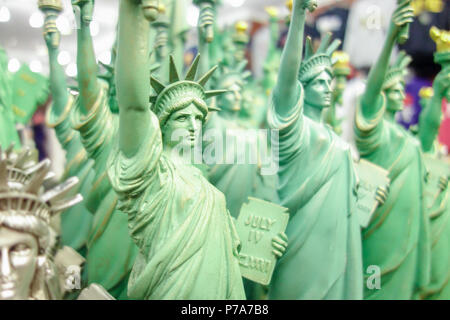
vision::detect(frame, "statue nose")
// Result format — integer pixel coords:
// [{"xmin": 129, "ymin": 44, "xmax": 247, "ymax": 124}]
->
[{"xmin": 0, "ymin": 248, "xmax": 12, "ymax": 278}]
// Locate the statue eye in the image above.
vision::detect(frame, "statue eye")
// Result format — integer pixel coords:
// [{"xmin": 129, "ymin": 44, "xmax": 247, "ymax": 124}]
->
[
  {"xmin": 176, "ymin": 115, "xmax": 187, "ymax": 122},
  {"xmin": 10, "ymin": 244, "xmax": 31, "ymax": 256}
]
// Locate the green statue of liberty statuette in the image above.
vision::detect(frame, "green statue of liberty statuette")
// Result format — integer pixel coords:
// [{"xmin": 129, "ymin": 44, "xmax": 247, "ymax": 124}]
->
[
  {"xmin": 107, "ymin": 0, "xmax": 246, "ymax": 299},
  {"xmin": 69, "ymin": 0, "xmax": 138, "ymax": 299},
  {"xmin": 416, "ymin": 27, "xmax": 450, "ymax": 300},
  {"xmin": 353, "ymin": 0, "xmax": 431, "ymax": 300},
  {"xmin": 267, "ymin": 0, "xmax": 363, "ymax": 299}
]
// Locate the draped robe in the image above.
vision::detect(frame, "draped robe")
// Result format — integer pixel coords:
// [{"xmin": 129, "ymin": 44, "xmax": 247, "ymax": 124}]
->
[
  {"xmin": 108, "ymin": 110, "xmax": 246, "ymax": 300},
  {"xmin": 354, "ymin": 95, "xmax": 431, "ymax": 299},
  {"xmin": 71, "ymin": 81, "xmax": 138, "ymax": 299},
  {"xmin": 267, "ymin": 84, "xmax": 363, "ymax": 299}
]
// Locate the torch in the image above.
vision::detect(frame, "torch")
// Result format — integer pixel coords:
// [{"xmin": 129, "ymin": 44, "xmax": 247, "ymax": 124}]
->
[
  {"xmin": 396, "ymin": 0, "xmax": 411, "ymax": 44},
  {"xmin": 141, "ymin": 0, "xmax": 159, "ymax": 22},
  {"xmin": 38, "ymin": 0, "xmax": 63, "ymax": 48},
  {"xmin": 194, "ymin": 0, "xmax": 216, "ymax": 43},
  {"xmin": 71, "ymin": 0, "xmax": 94, "ymax": 24}
]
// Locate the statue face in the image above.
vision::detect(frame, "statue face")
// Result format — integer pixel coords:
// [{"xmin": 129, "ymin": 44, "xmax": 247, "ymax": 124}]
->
[
  {"xmin": 385, "ymin": 82, "xmax": 405, "ymax": 112},
  {"xmin": 304, "ymin": 70, "xmax": 332, "ymax": 110},
  {"xmin": 218, "ymin": 76, "xmax": 243, "ymax": 113},
  {"xmin": 162, "ymin": 103, "xmax": 203, "ymax": 150},
  {"xmin": 0, "ymin": 227, "xmax": 38, "ymax": 300}
]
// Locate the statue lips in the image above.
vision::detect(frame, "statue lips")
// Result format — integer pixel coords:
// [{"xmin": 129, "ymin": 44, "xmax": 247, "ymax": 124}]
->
[{"xmin": 0, "ymin": 281, "xmax": 16, "ymax": 299}]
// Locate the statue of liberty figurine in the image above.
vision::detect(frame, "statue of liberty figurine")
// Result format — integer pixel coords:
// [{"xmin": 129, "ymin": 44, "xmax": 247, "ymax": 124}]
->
[
  {"xmin": 322, "ymin": 51, "xmax": 351, "ymax": 135},
  {"xmin": 194, "ymin": 3, "xmax": 279, "ymax": 220},
  {"xmin": 39, "ymin": 0, "xmax": 95, "ymax": 260},
  {"xmin": 67, "ymin": 0, "xmax": 139, "ymax": 299},
  {"xmin": 353, "ymin": 0, "xmax": 431, "ymax": 299},
  {"xmin": 107, "ymin": 0, "xmax": 247, "ymax": 299},
  {"xmin": 266, "ymin": 0, "xmax": 363, "ymax": 299},
  {"xmin": 0, "ymin": 47, "xmax": 22, "ymax": 150},
  {"xmin": 415, "ymin": 27, "xmax": 450, "ymax": 300}
]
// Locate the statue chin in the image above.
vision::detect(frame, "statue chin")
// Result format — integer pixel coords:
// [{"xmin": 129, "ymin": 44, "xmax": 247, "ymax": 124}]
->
[{"xmin": 0, "ymin": 288, "xmax": 18, "ymax": 300}]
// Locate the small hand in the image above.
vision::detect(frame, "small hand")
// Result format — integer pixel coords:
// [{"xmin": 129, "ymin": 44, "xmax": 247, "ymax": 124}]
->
[
  {"xmin": 295, "ymin": 0, "xmax": 318, "ymax": 12},
  {"xmin": 271, "ymin": 232, "xmax": 288, "ymax": 259},
  {"xmin": 197, "ymin": 2, "xmax": 214, "ymax": 42},
  {"xmin": 43, "ymin": 19, "xmax": 60, "ymax": 50},
  {"xmin": 375, "ymin": 186, "xmax": 389, "ymax": 206},
  {"xmin": 72, "ymin": 0, "xmax": 94, "ymax": 24},
  {"xmin": 390, "ymin": 0, "xmax": 414, "ymax": 35}
]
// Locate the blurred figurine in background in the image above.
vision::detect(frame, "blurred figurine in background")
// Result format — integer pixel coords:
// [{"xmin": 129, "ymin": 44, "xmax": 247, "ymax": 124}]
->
[
  {"xmin": 323, "ymin": 51, "xmax": 351, "ymax": 135},
  {"xmin": 196, "ymin": 3, "xmax": 278, "ymax": 221},
  {"xmin": 267, "ymin": 0, "xmax": 363, "ymax": 300},
  {"xmin": 107, "ymin": 0, "xmax": 246, "ymax": 299},
  {"xmin": 416, "ymin": 26, "xmax": 450, "ymax": 300},
  {"xmin": 0, "ymin": 47, "xmax": 22, "ymax": 150},
  {"xmin": 68, "ymin": 0, "xmax": 138, "ymax": 299},
  {"xmin": 260, "ymin": 7, "xmax": 282, "ymax": 99},
  {"xmin": 40, "ymin": 0, "xmax": 95, "ymax": 262},
  {"xmin": 353, "ymin": 0, "xmax": 431, "ymax": 300}
]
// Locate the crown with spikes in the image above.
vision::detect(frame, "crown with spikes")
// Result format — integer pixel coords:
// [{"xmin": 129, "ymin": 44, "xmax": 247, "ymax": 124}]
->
[
  {"xmin": 149, "ymin": 55, "xmax": 225, "ymax": 125},
  {"xmin": 0, "ymin": 145, "xmax": 82, "ymax": 228},
  {"xmin": 214, "ymin": 59, "xmax": 252, "ymax": 89},
  {"xmin": 430, "ymin": 26, "xmax": 450, "ymax": 66},
  {"xmin": 383, "ymin": 51, "xmax": 412, "ymax": 91},
  {"xmin": 299, "ymin": 33, "xmax": 341, "ymax": 85}
]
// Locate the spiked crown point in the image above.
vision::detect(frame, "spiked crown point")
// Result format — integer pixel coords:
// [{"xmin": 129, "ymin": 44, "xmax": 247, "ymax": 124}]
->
[
  {"xmin": 149, "ymin": 54, "xmax": 224, "ymax": 125},
  {"xmin": 0, "ymin": 145, "xmax": 82, "ymax": 226},
  {"xmin": 210, "ymin": 59, "xmax": 251, "ymax": 93}
]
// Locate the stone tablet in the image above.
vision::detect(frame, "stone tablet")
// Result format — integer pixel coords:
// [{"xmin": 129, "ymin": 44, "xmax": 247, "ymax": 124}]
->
[
  {"xmin": 354, "ymin": 159, "xmax": 390, "ymax": 228},
  {"xmin": 54, "ymin": 246, "xmax": 85, "ymax": 294},
  {"xmin": 235, "ymin": 197, "xmax": 289, "ymax": 285},
  {"xmin": 423, "ymin": 154, "xmax": 449, "ymax": 217}
]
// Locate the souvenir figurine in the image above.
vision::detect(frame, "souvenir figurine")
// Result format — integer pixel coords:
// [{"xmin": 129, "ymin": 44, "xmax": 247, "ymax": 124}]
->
[
  {"xmin": 261, "ymin": 7, "xmax": 282, "ymax": 98},
  {"xmin": 416, "ymin": 27, "xmax": 450, "ymax": 300},
  {"xmin": 353, "ymin": 0, "xmax": 431, "ymax": 299},
  {"xmin": 0, "ymin": 146, "xmax": 82, "ymax": 300},
  {"xmin": 108, "ymin": 0, "xmax": 286, "ymax": 299},
  {"xmin": 107, "ymin": 0, "xmax": 246, "ymax": 299},
  {"xmin": 151, "ymin": 3, "xmax": 169, "ymax": 77},
  {"xmin": 40, "ymin": 0, "xmax": 95, "ymax": 259},
  {"xmin": 196, "ymin": 4, "xmax": 278, "ymax": 220},
  {"xmin": 69, "ymin": 0, "xmax": 138, "ymax": 299},
  {"xmin": 323, "ymin": 51, "xmax": 351, "ymax": 135},
  {"xmin": 0, "ymin": 47, "xmax": 22, "ymax": 150},
  {"xmin": 266, "ymin": 0, "xmax": 363, "ymax": 300},
  {"xmin": 151, "ymin": 0, "xmax": 189, "ymax": 80}
]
